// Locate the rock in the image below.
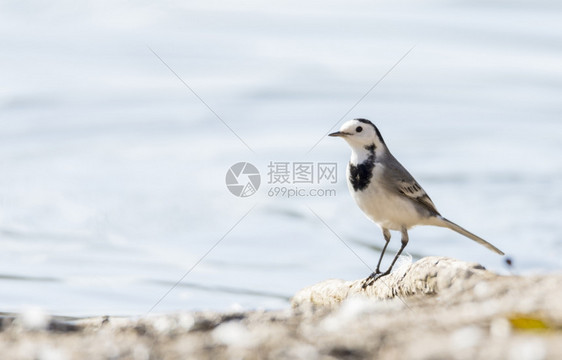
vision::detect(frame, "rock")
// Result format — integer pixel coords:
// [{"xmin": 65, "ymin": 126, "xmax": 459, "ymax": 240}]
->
[
  {"xmin": 291, "ymin": 256, "xmax": 497, "ymax": 307},
  {"xmin": 0, "ymin": 256, "xmax": 561, "ymax": 359}
]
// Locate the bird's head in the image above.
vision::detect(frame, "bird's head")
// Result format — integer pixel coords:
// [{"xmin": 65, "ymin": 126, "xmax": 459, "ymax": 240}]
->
[{"xmin": 329, "ymin": 118, "xmax": 386, "ymax": 150}]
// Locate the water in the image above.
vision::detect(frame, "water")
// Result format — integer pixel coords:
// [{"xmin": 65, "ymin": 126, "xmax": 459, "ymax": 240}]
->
[{"xmin": 1, "ymin": 1, "xmax": 561, "ymax": 316}]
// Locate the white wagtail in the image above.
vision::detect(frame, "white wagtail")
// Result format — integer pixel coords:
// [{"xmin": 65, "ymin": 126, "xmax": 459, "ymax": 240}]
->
[{"xmin": 329, "ymin": 118, "xmax": 504, "ymax": 288}]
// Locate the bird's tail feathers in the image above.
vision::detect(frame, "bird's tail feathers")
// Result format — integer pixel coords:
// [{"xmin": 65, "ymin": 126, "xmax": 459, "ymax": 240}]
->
[{"xmin": 434, "ymin": 217, "xmax": 504, "ymax": 255}]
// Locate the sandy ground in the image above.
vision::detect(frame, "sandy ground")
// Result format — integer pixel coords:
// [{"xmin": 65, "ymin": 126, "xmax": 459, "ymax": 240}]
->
[{"xmin": 1, "ymin": 257, "xmax": 561, "ymax": 360}]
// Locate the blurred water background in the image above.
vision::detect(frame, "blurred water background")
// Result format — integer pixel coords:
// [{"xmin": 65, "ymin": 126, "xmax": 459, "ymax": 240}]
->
[{"xmin": 1, "ymin": 1, "xmax": 561, "ymax": 316}]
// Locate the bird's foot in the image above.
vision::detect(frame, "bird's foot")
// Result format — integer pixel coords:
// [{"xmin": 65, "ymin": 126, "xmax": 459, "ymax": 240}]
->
[{"xmin": 361, "ymin": 271, "xmax": 389, "ymax": 289}]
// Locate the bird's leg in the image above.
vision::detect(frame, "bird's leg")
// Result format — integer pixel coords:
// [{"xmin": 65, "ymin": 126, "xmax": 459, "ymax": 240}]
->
[
  {"xmin": 376, "ymin": 228, "xmax": 392, "ymax": 274},
  {"xmin": 381, "ymin": 227, "xmax": 409, "ymax": 276},
  {"xmin": 363, "ymin": 227, "xmax": 409, "ymax": 288},
  {"xmin": 362, "ymin": 228, "xmax": 391, "ymax": 289}
]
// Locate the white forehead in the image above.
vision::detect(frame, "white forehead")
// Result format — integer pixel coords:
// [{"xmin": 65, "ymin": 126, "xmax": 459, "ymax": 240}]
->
[{"xmin": 340, "ymin": 119, "xmax": 374, "ymax": 132}]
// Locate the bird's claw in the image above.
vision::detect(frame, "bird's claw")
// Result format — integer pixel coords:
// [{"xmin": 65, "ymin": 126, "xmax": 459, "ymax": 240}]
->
[{"xmin": 361, "ymin": 271, "xmax": 388, "ymax": 289}]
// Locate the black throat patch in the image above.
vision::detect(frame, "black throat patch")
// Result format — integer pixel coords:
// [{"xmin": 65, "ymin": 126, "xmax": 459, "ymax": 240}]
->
[{"xmin": 348, "ymin": 144, "xmax": 376, "ymax": 191}]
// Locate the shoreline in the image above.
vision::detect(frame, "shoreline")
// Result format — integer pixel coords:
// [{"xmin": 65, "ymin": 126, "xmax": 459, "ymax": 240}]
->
[{"xmin": 1, "ymin": 257, "xmax": 561, "ymax": 359}]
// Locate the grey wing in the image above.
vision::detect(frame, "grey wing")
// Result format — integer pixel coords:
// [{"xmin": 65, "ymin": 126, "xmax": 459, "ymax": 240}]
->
[{"xmin": 383, "ymin": 155, "xmax": 441, "ymax": 216}]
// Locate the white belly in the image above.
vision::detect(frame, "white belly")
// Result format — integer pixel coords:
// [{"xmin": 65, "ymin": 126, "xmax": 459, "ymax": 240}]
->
[{"xmin": 347, "ymin": 164, "xmax": 422, "ymax": 230}]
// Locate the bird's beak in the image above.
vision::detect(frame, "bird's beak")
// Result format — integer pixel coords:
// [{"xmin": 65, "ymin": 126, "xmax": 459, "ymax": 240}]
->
[{"xmin": 329, "ymin": 131, "xmax": 350, "ymax": 137}]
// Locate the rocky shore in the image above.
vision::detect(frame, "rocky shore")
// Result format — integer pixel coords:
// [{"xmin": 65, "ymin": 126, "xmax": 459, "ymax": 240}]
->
[{"xmin": 1, "ymin": 257, "xmax": 561, "ymax": 359}]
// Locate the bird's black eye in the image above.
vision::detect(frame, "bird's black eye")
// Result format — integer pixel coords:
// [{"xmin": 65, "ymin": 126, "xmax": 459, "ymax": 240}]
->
[{"xmin": 356, "ymin": 126, "xmax": 363, "ymax": 133}]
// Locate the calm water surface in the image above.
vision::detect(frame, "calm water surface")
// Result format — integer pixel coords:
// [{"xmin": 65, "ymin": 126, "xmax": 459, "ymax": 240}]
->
[{"xmin": 0, "ymin": 1, "xmax": 561, "ymax": 316}]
